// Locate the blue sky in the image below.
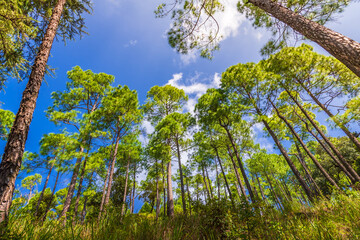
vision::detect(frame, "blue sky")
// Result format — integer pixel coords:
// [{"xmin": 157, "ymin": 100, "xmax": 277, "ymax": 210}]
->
[{"xmin": 1, "ymin": 0, "xmax": 360, "ymax": 212}]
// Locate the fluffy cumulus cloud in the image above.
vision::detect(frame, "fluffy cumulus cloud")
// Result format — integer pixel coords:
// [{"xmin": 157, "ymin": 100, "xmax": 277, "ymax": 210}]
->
[{"xmin": 166, "ymin": 72, "xmax": 221, "ymax": 113}]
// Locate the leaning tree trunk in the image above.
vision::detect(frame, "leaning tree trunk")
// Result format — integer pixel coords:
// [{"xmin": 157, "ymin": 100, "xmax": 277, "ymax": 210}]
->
[
  {"xmin": 58, "ymin": 146, "xmax": 84, "ymax": 220},
  {"xmin": 298, "ymin": 80, "xmax": 360, "ymax": 152},
  {"xmin": 98, "ymin": 158, "xmax": 112, "ymax": 221},
  {"xmin": 0, "ymin": 0, "xmax": 67, "ymax": 223},
  {"xmin": 35, "ymin": 163, "xmax": 53, "ymax": 217},
  {"xmin": 296, "ymin": 110, "xmax": 355, "ymax": 182},
  {"xmin": 271, "ymin": 99, "xmax": 340, "ymax": 191},
  {"xmin": 42, "ymin": 170, "xmax": 60, "ymax": 222},
  {"xmin": 73, "ymin": 150, "xmax": 90, "ymax": 220},
  {"xmin": 214, "ymin": 146, "xmax": 234, "ymax": 205},
  {"xmin": 223, "ymin": 125, "xmax": 255, "ymax": 202},
  {"xmin": 248, "ymin": 0, "xmax": 360, "ymax": 77},
  {"xmin": 175, "ymin": 137, "xmax": 187, "ymax": 214},
  {"xmin": 104, "ymin": 133, "xmax": 121, "ymax": 207},
  {"xmin": 284, "ymin": 88, "xmax": 360, "ymax": 183},
  {"xmin": 227, "ymin": 145, "xmax": 246, "ymax": 200}
]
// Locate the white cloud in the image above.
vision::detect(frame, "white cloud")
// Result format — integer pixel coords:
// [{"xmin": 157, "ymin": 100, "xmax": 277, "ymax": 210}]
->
[
  {"xmin": 124, "ymin": 40, "xmax": 138, "ymax": 48},
  {"xmin": 166, "ymin": 72, "xmax": 221, "ymax": 113}
]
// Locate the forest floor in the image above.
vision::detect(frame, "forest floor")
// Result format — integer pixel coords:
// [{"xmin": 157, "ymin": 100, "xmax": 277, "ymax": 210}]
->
[{"xmin": 2, "ymin": 192, "xmax": 360, "ymax": 240}]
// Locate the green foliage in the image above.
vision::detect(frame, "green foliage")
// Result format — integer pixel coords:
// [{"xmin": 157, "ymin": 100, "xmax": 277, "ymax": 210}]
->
[{"xmin": 0, "ymin": 108, "xmax": 15, "ymax": 140}]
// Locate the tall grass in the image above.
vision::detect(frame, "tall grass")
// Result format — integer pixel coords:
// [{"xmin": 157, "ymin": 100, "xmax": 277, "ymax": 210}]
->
[{"xmin": 2, "ymin": 192, "xmax": 360, "ymax": 239}]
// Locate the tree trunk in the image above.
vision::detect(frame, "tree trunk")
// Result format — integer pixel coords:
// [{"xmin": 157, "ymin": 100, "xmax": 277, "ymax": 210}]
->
[
  {"xmin": 104, "ymin": 134, "xmax": 121, "ymax": 207},
  {"xmin": 201, "ymin": 166, "xmax": 211, "ymax": 200},
  {"xmin": 186, "ymin": 178, "xmax": 192, "ymax": 215},
  {"xmin": 162, "ymin": 160, "xmax": 166, "ymax": 216},
  {"xmin": 156, "ymin": 159, "xmax": 160, "ymax": 221},
  {"xmin": 297, "ymin": 111, "xmax": 355, "ymax": 182},
  {"xmin": 0, "ymin": 0, "xmax": 67, "ymax": 223},
  {"xmin": 205, "ymin": 166, "xmax": 213, "ymax": 199},
  {"xmin": 256, "ymin": 174, "xmax": 266, "ymax": 202},
  {"xmin": 131, "ymin": 162, "xmax": 136, "ymax": 214},
  {"xmin": 271, "ymin": 99, "xmax": 340, "ymax": 191},
  {"xmin": 166, "ymin": 160, "xmax": 174, "ymax": 217},
  {"xmin": 297, "ymin": 73, "xmax": 360, "ymax": 152},
  {"xmin": 73, "ymin": 148, "xmax": 90, "ymax": 220},
  {"xmin": 214, "ymin": 146, "xmax": 234, "ymax": 205},
  {"xmin": 58, "ymin": 146, "xmax": 84, "ymax": 220},
  {"xmin": 285, "ymin": 88, "xmax": 360, "ymax": 182},
  {"xmin": 223, "ymin": 126, "xmax": 255, "ymax": 202},
  {"xmin": 42, "ymin": 170, "xmax": 60, "ymax": 222},
  {"xmin": 81, "ymin": 172, "xmax": 94, "ymax": 224},
  {"xmin": 98, "ymin": 158, "xmax": 112, "ymax": 221},
  {"xmin": 248, "ymin": 0, "xmax": 360, "ymax": 77},
  {"xmin": 264, "ymin": 172, "xmax": 284, "ymax": 211},
  {"xmin": 215, "ymin": 159, "xmax": 220, "ymax": 199},
  {"xmin": 121, "ymin": 158, "xmax": 130, "ymax": 216},
  {"xmin": 175, "ymin": 137, "xmax": 186, "ymax": 214},
  {"xmin": 35, "ymin": 163, "xmax": 53, "ymax": 217},
  {"xmin": 227, "ymin": 145, "xmax": 247, "ymax": 200}
]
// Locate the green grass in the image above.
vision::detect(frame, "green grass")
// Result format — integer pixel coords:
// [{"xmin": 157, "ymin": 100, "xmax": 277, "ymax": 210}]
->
[{"xmin": 2, "ymin": 192, "xmax": 360, "ymax": 239}]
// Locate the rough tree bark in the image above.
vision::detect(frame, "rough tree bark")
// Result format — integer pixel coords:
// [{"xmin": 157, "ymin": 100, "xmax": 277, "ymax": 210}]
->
[
  {"xmin": 248, "ymin": 0, "xmax": 360, "ymax": 77},
  {"xmin": 0, "ymin": 0, "xmax": 67, "ymax": 223}
]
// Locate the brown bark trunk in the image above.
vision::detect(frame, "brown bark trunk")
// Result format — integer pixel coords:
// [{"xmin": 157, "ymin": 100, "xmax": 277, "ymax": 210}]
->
[
  {"xmin": 297, "ymin": 74, "xmax": 360, "ymax": 152},
  {"xmin": 285, "ymin": 88, "xmax": 360, "ymax": 182},
  {"xmin": 248, "ymin": 0, "xmax": 360, "ymax": 77},
  {"xmin": 256, "ymin": 174, "xmax": 266, "ymax": 202},
  {"xmin": 131, "ymin": 162, "xmax": 136, "ymax": 214},
  {"xmin": 298, "ymin": 111, "xmax": 355, "ymax": 182},
  {"xmin": 104, "ymin": 134, "xmax": 121, "ymax": 207},
  {"xmin": 35, "ymin": 163, "xmax": 53, "ymax": 217},
  {"xmin": 98, "ymin": 158, "xmax": 112, "ymax": 221},
  {"xmin": 58, "ymin": 146, "xmax": 84, "ymax": 220},
  {"xmin": 121, "ymin": 158, "xmax": 130, "ymax": 216},
  {"xmin": 0, "ymin": 0, "xmax": 67, "ymax": 223},
  {"xmin": 201, "ymin": 166, "xmax": 211, "ymax": 200},
  {"xmin": 214, "ymin": 146, "xmax": 234, "ymax": 205},
  {"xmin": 223, "ymin": 126, "xmax": 255, "ymax": 202},
  {"xmin": 175, "ymin": 137, "xmax": 186, "ymax": 214},
  {"xmin": 42, "ymin": 170, "xmax": 60, "ymax": 222},
  {"xmin": 73, "ymin": 149, "xmax": 90, "ymax": 220},
  {"xmin": 205, "ymin": 166, "xmax": 213, "ymax": 199},
  {"xmin": 186, "ymin": 178, "xmax": 192, "ymax": 215},
  {"xmin": 162, "ymin": 160, "xmax": 166, "ymax": 216},
  {"xmin": 215, "ymin": 159, "xmax": 220, "ymax": 199},
  {"xmin": 166, "ymin": 160, "xmax": 174, "ymax": 217},
  {"xmin": 271, "ymin": 99, "xmax": 340, "ymax": 191},
  {"xmin": 156, "ymin": 159, "xmax": 160, "ymax": 221},
  {"xmin": 264, "ymin": 172, "xmax": 283, "ymax": 211},
  {"xmin": 227, "ymin": 145, "xmax": 247, "ymax": 200}
]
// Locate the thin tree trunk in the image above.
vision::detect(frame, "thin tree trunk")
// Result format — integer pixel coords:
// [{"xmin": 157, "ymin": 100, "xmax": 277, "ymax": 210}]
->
[
  {"xmin": 227, "ymin": 145, "xmax": 247, "ymax": 200},
  {"xmin": 42, "ymin": 170, "xmax": 60, "ymax": 222},
  {"xmin": 216, "ymin": 159, "xmax": 220, "ymax": 199},
  {"xmin": 104, "ymin": 133, "xmax": 121, "ymax": 207},
  {"xmin": 0, "ymin": 0, "xmax": 67, "ymax": 223},
  {"xmin": 35, "ymin": 163, "xmax": 53, "ymax": 217},
  {"xmin": 264, "ymin": 172, "xmax": 283, "ymax": 211},
  {"xmin": 256, "ymin": 174, "xmax": 266, "ymax": 202},
  {"xmin": 298, "ymin": 79, "xmax": 360, "ymax": 152},
  {"xmin": 58, "ymin": 146, "xmax": 84, "ymax": 220},
  {"xmin": 205, "ymin": 166, "xmax": 213, "ymax": 199},
  {"xmin": 167, "ymin": 160, "xmax": 174, "ymax": 217},
  {"xmin": 285, "ymin": 88, "xmax": 360, "ymax": 183},
  {"xmin": 214, "ymin": 146, "xmax": 234, "ymax": 205},
  {"xmin": 201, "ymin": 166, "xmax": 211, "ymax": 200},
  {"xmin": 175, "ymin": 137, "xmax": 186, "ymax": 214},
  {"xmin": 186, "ymin": 178, "xmax": 192, "ymax": 215},
  {"xmin": 131, "ymin": 162, "xmax": 136, "ymax": 214},
  {"xmin": 297, "ymin": 111, "xmax": 354, "ymax": 182},
  {"xmin": 271, "ymin": 99, "xmax": 340, "ymax": 191},
  {"xmin": 162, "ymin": 160, "xmax": 166, "ymax": 216},
  {"xmin": 121, "ymin": 158, "xmax": 130, "ymax": 216},
  {"xmin": 156, "ymin": 159, "xmax": 160, "ymax": 221},
  {"xmin": 248, "ymin": 0, "xmax": 360, "ymax": 77},
  {"xmin": 98, "ymin": 158, "xmax": 112, "ymax": 221},
  {"xmin": 73, "ymin": 147, "xmax": 90, "ymax": 220},
  {"xmin": 223, "ymin": 126, "xmax": 255, "ymax": 202},
  {"xmin": 81, "ymin": 172, "xmax": 94, "ymax": 224}
]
